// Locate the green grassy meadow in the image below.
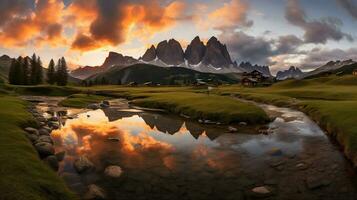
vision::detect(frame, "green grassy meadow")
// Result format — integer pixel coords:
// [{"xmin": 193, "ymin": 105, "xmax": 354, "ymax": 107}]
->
[{"xmin": 0, "ymin": 94, "xmax": 76, "ymax": 200}]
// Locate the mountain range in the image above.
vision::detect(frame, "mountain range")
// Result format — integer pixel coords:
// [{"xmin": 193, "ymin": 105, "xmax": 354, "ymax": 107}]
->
[
  {"xmin": 71, "ymin": 36, "xmax": 272, "ymax": 79},
  {"xmin": 275, "ymin": 59, "xmax": 357, "ymax": 80}
]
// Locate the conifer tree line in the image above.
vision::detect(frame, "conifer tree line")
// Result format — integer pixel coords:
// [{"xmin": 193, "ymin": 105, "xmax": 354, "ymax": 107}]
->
[{"xmin": 8, "ymin": 54, "xmax": 68, "ymax": 86}]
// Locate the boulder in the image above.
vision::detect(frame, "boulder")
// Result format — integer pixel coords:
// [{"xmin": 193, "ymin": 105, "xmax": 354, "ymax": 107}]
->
[
  {"xmin": 26, "ymin": 134, "xmax": 39, "ymax": 143},
  {"xmin": 49, "ymin": 116, "xmax": 58, "ymax": 121},
  {"xmin": 44, "ymin": 155, "xmax": 59, "ymax": 171},
  {"xmin": 55, "ymin": 151, "xmax": 66, "ymax": 162},
  {"xmin": 228, "ymin": 126, "xmax": 238, "ymax": 133},
  {"xmin": 35, "ymin": 135, "xmax": 53, "ymax": 144},
  {"xmin": 36, "ymin": 116, "xmax": 47, "ymax": 123},
  {"xmin": 39, "ymin": 128, "xmax": 50, "ymax": 136},
  {"xmin": 74, "ymin": 156, "xmax": 94, "ymax": 173},
  {"xmin": 48, "ymin": 121, "xmax": 60, "ymax": 129},
  {"xmin": 24, "ymin": 127, "xmax": 39, "ymax": 135},
  {"xmin": 102, "ymin": 100, "xmax": 110, "ymax": 106},
  {"xmin": 104, "ymin": 165, "xmax": 123, "ymax": 178},
  {"xmin": 87, "ymin": 104, "xmax": 100, "ymax": 110},
  {"xmin": 84, "ymin": 184, "xmax": 106, "ymax": 200},
  {"xmin": 99, "ymin": 103, "xmax": 109, "ymax": 109},
  {"xmin": 35, "ymin": 142, "xmax": 55, "ymax": 157}
]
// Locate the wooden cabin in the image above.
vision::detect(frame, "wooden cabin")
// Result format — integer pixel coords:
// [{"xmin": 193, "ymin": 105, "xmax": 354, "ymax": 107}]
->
[{"xmin": 241, "ymin": 77, "xmax": 258, "ymax": 87}]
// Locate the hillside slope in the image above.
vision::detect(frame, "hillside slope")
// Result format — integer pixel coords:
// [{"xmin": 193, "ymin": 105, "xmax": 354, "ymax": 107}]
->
[{"xmin": 88, "ymin": 64, "xmax": 238, "ymax": 85}]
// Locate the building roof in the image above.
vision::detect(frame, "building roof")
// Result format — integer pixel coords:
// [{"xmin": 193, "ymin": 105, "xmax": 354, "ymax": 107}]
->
[{"xmin": 242, "ymin": 77, "xmax": 258, "ymax": 83}]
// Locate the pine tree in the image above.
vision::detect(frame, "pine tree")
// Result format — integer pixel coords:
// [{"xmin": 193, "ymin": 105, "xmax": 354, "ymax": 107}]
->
[
  {"xmin": 8, "ymin": 59, "xmax": 16, "ymax": 84},
  {"xmin": 30, "ymin": 54, "xmax": 37, "ymax": 85},
  {"xmin": 22, "ymin": 58, "xmax": 30, "ymax": 85},
  {"xmin": 36, "ymin": 57, "xmax": 43, "ymax": 84},
  {"xmin": 15, "ymin": 57, "xmax": 24, "ymax": 85},
  {"xmin": 47, "ymin": 59, "xmax": 56, "ymax": 84},
  {"xmin": 56, "ymin": 57, "xmax": 68, "ymax": 86}
]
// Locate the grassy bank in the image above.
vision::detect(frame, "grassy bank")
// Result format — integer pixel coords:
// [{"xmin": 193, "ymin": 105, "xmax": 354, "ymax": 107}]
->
[
  {"xmin": 0, "ymin": 94, "xmax": 76, "ymax": 200},
  {"xmin": 216, "ymin": 75, "xmax": 357, "ymax": 166},
  {"xmin": 131, "ymin": 92, "xmax": 269, "ymax": 124},
  {"xmin": 59, "ymin": 94, "xmax": 107, "ymax": 108}
]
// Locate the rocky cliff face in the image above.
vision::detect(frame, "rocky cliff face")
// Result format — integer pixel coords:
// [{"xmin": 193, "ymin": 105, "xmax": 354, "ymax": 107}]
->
[
  {"xmin": 276, "ymin": 66, "xmax": 304, "ymax": 80},
  {"xmin": 71, "ymin": 52, "xmax": 138, "ymax": 79},
  {"xmin": 201, "ymin": 37, "xmax": 233, "ymax": 69},
  {"xmin": 141, "ymin": 36, "xmax": 239, "ymax": 72},
  {"xmin": 184, "ymin": 36, "xmax": 206, "ymax": 65},
  {"xmin": 102, "ymin": 52, "xmax": 137, "ymax": 69},
  {"xmin": 239, "ymin": 62, "xmax": 272, "ymax": 77},
  {"xmin": 142, "ymin": 45, "xmax": 156, "ymax": 62},
  {"xmin": 156, "ymin": 39, "xmax": 185, "ymax": 66}
]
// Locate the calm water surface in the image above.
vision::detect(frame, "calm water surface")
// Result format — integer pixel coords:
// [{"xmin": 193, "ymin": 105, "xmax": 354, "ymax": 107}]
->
[{"xmin": 33, "ymin": 98, "xmax": 357, "ymax": 200}]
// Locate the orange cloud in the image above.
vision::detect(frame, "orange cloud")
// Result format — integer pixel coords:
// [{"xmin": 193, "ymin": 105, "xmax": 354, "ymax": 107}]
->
[
  {"xmin": 0, "ymin": 0, "xmax": 66, "ymax": 47},
  {"xmin": 194, "ymin": 0, "xmax": 252, "ymax": 31},
  {"xmin": 71, "ymin": 0, "xmax": 188, "ymax": 52}
]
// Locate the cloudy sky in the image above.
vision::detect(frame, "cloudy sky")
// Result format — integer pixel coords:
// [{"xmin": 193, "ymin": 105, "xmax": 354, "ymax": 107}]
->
[{"xmin": 0, "ymin": 0, "xmax": 356, "ymax": 73}]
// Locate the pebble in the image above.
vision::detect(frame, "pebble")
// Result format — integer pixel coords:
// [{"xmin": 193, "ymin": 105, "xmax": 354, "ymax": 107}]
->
[
  {"xmin": 252, "ymin": 186, "xmax": 271, "ymax": 194},
  {"xmin": 268, "ymin": 148, "xmax": 283, "ymax": 156},
  {"xmin": 296, "ymin": 163, "xmax": 309, "ymax": 170},
  {"xmin": 239, "ymin": 122, "xmax": 247, "ymax": 126}
]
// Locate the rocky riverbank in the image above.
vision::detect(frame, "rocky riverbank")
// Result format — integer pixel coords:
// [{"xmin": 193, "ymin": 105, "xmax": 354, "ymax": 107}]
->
[{"xmin": 23, "ymin": 104, "xmax": 66, "ymax": 171}]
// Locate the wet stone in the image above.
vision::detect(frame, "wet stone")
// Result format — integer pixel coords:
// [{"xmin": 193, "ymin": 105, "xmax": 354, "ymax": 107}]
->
[
  {"xmin": 35, "ymin": 135, "xmax": 53, "ymax": 144},
  {"xmin": 44, "ymin": 155, "xmax": 59, "ymax": 171},
  {"xmin": 250, "ymin": 186, "xmax": 273, "ymax": 198},
  {"xmin": 74, "ymin": 156, "xmax": 94, "ymax": 173},
  {"xmin": 104, "ymin": 165, "xmax": 123, "ymax": 178},
  {"xmin": 228, "ymin": 126, "xmax": 238, "ymax": 133},
  {"xmin": 84, "ymin": 184, "xmax": 106, "ymax": 200},
  {"xmin": 55, "ymin": 151, "xmax": 66, "ymax": 162},
  {"xmin": 35, "ymin": 142, "xmax": 55, "ymax": 157},
  {"xmin": 26, "ymin": 134, "xmax": 39, "ymax": 143},
  {"xmin": 24, "ymin": 127, "xmax": 39, "ymax": 135},
  {"xmin": 296, "ymin": 163, "xmax": 309, "ymax": 170}
]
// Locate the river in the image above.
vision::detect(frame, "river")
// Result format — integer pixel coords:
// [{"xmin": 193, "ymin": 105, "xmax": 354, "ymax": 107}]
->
[{"xmin": 30, "ymin": 96, "xmax": 357, "ymax": 200}]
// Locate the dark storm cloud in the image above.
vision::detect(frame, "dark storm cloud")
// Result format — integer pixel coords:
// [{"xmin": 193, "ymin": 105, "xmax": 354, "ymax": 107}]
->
[
  {"xmin": 220, "ymin": 31, "xmax": 303, "ymax": 65},
  {"xmin": 0, "ymin": 0, "xmax": 34, "ymax": 26},
  {"xmin": 299, "ymin": 48, "xmax": 357, "ymax": 70},
  {"xmin": 337, "ymin": 0, "xmax": 357, "ymax": 19},
  {"xmin": 286, "ymin": 0, "xmax": 353, "ymax": 44}
]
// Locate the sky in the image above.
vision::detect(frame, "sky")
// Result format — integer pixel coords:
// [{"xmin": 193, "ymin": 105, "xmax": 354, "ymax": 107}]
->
[{"xmin": 0, "ymin": 0, "xmax": 357, "ymax": 74}]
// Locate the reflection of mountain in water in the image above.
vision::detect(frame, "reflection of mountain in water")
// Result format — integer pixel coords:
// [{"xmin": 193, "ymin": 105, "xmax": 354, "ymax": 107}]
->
[
  {"xmin": 103, "ymin": 108, "xmax": 143, "ymax": 122},
  {"xmin": 140, "ymin": 114, "xmax": 183, "ymax": 135}
]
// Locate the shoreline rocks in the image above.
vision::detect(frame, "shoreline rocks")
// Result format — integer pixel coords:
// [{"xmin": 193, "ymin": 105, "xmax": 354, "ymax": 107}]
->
[
  {"xmin": 74, "ymin": 156, "xmax": 94, "ymax": 173},
  {"xmin": 23, "ymin": 103, "xmax": 64, "ymax": 172}
]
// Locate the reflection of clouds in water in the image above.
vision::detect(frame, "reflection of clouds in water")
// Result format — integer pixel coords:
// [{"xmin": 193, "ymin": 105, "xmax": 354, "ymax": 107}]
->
[{"xmin": 238, "ymin": 135, "xmax": 302, "ymax": 156}]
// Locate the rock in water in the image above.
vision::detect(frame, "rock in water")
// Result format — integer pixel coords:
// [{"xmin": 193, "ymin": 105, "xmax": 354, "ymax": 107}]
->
[
  {"xmin": 87, "ymin": 104, "xmax": 100, "ymax": 110},
  {"xmin": 84, "ymin": 184, "xmax": 106, "ymax": 200},
  {"xmin": 251, "ymin": 186, "xmax": 273, "ymax": 197},
  {"xmin": 228, "ymin": 126, "xmax": 238, "ymax": 133},
  {"xmin": 39, "ymin": 128, "xmax": 50, "ymax": 136},
  {"xmin": 102, "ymin": 100, "xmax": 110, "ymax": 106},
  {"xmin": 35, "ymin": 142, "xmax": 55, "ymax": 157},
  {"xmin": 104, "ymin": 165, "xmax": 123, "ymax": 178},
  {"xmin": 35, "ymin": 135, "xmax": 53, "ymax": 144},
  {"xmin": 74, "ymin": 156, "xmax": 94, "ymax": 173},
  {"xmin": 55, "ymin": 151, "xmax": 66, "ymax": 162}
]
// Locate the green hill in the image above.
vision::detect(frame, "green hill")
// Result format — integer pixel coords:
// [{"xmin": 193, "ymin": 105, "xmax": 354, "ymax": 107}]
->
[{"xmin": 88, "ymin": 64, "xmax": 238, "ymax": 85}]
